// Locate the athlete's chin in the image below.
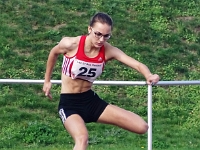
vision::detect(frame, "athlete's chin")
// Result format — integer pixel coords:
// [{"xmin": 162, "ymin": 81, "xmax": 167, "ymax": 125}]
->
[{"xmin": 95, "ymin": 43, "xmax": 103, "ymax": 48}]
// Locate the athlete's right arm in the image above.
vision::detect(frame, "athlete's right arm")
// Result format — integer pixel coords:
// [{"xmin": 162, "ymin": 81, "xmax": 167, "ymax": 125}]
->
[{"xmin": 43, "ymin": 37, "xmax": 73, "ymax": 99}]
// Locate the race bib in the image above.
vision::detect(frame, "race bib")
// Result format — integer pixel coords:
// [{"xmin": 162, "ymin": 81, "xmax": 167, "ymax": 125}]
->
[{"xmin": 71, "ymin": 58, "xmax": 104, "ymax": 82}]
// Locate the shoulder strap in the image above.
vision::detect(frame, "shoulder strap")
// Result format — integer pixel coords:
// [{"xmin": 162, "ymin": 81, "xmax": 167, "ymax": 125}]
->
[{"xmin": 77, "ymin": 35, "xmax": 86, "ymax": 55}]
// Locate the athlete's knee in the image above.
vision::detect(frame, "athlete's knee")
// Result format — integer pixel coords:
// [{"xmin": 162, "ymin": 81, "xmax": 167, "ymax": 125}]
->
[
  {"xmin": 137, "ymin": 122, "xmax": 148, "ymax": 134},
  {"xmin": 74, "ymin": 134, "xmax": 89, "ymax": 147}
]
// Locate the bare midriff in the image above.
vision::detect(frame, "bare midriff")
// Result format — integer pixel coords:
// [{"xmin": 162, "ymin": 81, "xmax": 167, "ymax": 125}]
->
[{"xmin": 61, "ymin": 73, "xmax": 93, "ymax": 93}]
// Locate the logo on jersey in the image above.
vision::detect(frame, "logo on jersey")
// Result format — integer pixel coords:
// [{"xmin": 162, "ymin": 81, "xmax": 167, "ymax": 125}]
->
[{"xmin": 98, "ymin": 57, "xmax": 102, "ymax": 61}]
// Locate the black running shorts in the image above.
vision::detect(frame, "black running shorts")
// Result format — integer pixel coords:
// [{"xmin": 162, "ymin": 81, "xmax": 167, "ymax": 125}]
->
[{"xmin": 58, "ymin": 89, "xmax": 108, "ymax": 123}]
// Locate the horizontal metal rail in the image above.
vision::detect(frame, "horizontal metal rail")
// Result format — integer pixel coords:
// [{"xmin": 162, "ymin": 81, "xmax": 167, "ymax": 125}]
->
[{"xmin": 0, "ymin": 79, "xmax": 200, "ymax": 85}]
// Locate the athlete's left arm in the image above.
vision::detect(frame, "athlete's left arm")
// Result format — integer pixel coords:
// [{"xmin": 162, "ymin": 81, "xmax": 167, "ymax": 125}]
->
[{"xmin": 105, "ymin": 44, "xmax": 160, "ymax": 84}]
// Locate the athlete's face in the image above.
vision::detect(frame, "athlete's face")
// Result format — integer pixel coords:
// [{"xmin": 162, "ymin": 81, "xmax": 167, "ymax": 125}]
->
[{"xmin": 88, "ymin": 22, "xmax": 112, "ymax": 47}]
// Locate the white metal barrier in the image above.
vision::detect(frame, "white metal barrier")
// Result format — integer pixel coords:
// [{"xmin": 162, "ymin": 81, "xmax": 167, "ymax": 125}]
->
[{"xmin": 0, "ymin": 79, "xmax": 200, "ymax": 150}]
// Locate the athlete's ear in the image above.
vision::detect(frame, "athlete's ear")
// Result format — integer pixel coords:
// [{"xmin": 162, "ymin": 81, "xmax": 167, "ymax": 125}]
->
[{"xmin": 88, "ymin": 26, "xmax": 92, "ymax": 34}]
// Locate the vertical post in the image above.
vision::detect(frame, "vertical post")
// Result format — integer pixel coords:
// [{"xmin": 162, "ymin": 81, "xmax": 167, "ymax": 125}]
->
[{"xmin": 148, "ymin": 85, "xmax": 152, "ymax": 150}]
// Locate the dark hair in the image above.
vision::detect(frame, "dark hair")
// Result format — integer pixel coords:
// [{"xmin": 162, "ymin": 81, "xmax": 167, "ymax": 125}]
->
[{"xmin": 89, "ymin": 12, "xmax": 113, "ymax": 29}]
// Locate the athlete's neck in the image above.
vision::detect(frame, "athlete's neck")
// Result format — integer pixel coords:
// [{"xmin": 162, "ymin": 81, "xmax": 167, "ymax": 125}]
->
[{"xmin": 84, "ymin": 36, "xmax": 100, "ymax": 54}]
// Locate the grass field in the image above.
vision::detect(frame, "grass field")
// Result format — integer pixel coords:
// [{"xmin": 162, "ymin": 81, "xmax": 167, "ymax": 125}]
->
[{"xmin": 0, "ymin": 0, "xmax": 200, "ymax": 149}]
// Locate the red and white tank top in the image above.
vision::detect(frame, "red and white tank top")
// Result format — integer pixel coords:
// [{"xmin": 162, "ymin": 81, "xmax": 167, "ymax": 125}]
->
[{"xmin": 62, "ymin": 35, "xmax": 105, "ymax": 82}]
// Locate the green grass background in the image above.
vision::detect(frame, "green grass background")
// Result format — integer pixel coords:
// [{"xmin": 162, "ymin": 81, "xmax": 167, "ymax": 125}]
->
[{"xmin": 0, "ymin": 0, "xmax": 200, "ymax": 149}]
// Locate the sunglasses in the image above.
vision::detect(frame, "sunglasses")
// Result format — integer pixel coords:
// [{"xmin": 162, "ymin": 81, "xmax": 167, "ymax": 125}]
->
[{"xmin": 91, "ymin": 27, "xmax": 111, "ymax": 40}]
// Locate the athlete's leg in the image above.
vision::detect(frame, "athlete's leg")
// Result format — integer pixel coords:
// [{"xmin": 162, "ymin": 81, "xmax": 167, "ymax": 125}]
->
[
  {"xmin": 63, "ymin": 114, "xmax": 88, "ymax": 150},
  {"xmin": 97, "ymin": 104, "xmax": 148, "ymax": 134}
]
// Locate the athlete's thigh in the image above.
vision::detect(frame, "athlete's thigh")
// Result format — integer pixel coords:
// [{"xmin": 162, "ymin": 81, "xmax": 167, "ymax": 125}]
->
[
  {"xmin": 64, "ymin": 114, "xmax": 88, "ymax": 139},
  {"xmin": 97, "ymin": 104, "xmax": 148, "ymax": 133}
]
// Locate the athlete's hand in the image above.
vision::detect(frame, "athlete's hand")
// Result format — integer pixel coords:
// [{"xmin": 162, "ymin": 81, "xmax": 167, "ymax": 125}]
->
[
  {"xmin": 43, "ymin": 81, "xmax": 52, "ymax": 99},
  {"xmin": 146, "ymin": 74, "xmax": 160, "ymax": 85}
]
